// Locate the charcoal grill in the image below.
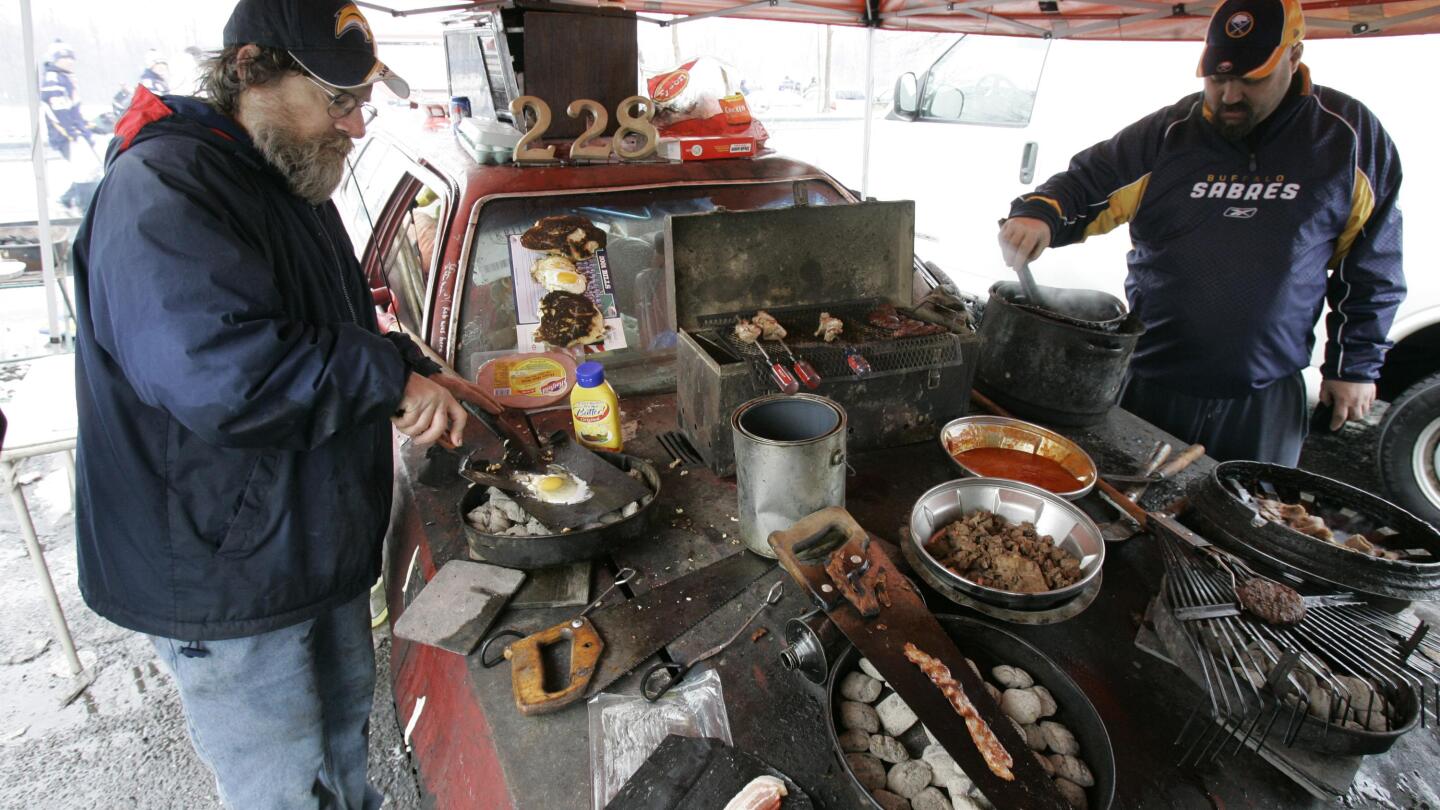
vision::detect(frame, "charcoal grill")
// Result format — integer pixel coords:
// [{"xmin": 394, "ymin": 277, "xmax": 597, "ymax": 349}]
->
[
  {"xmin": 698, "ymin": 299, "xmax": 963, "ymax": 381},
  {"xmin": 671, "ymin": 201, "xmax": 981, "ymax": 476},
  {"xmin": 1151, "ymin": 526, "xmax": 1436, "ymax": 769}
]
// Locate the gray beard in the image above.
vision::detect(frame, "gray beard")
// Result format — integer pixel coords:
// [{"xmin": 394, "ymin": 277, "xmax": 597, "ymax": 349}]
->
[{"xmin": 251, "ymin": 122, "xmax": 352, "ymax": 205}]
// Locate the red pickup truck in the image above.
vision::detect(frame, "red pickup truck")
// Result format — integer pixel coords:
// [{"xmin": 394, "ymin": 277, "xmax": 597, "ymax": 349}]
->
[{"xmin": 334, "ymin": 116, "xmax": 897, "ymax": 805}]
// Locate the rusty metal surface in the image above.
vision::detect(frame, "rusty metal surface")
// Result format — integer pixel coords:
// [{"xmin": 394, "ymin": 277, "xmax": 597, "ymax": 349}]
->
[{"xmin": 388, "ymin": 394, "xmax": 1440, "ymax": 809}]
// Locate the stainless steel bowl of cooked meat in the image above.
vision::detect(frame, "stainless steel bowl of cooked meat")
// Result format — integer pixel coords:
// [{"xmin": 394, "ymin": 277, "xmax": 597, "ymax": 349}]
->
[{"xmin": 909, "ymin": 478, "xmax": 1106, "ymax": 610}]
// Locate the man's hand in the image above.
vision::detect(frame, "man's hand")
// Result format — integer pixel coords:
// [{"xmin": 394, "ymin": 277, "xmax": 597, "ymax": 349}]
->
[
  {"xmin": 430, "ymin": 374, "xmax": 503, "ymax": 416},
  {"xmin": 392, "ymin": 373, "xmax": 466, "ymax": 447},
  {"xmin": 1319, "ymin": 379, "xmax": 1376, "ymax": 431},
  {"xmin": 998, "ymin": 216, "xmax": 1052, "ymax": 271}
]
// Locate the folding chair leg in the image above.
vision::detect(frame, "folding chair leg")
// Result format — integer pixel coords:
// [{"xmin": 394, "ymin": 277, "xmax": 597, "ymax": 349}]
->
[{"xmin": 4, "ymin": 459, "xmax": 84, "ymax": 676}]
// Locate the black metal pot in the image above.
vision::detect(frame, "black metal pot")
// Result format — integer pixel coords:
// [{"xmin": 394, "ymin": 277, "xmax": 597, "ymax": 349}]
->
[
  {"xmin": 823, "ymin": 614, "xmax": 1116, "ymax": 810},
  {"xmin": 1190, "ymin": 461, "xmax": 1440, "ymax": 601},
  {"xmin": 457, "ymin": 451, "xmax": 659, "ymax": 569},
  {"xmin": 976, "ymin": 281, "xmax": 1144, "ymax": 428}
]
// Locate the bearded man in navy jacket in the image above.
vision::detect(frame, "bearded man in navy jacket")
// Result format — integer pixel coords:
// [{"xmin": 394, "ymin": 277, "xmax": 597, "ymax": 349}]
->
[{"xmin": 71, "ymin": 1, "xmax": 465, "ymax": 805}]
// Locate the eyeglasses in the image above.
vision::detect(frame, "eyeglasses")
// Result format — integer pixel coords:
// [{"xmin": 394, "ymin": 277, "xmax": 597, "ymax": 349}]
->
[{"xmin": 304, "ymin": 74, "xmax": 378, "ymax": 126}]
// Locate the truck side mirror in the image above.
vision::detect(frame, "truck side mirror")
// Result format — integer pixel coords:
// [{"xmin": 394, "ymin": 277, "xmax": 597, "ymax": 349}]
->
[{"xmin": 893, "ymin": 73, "xmax": 919, "ymax": 121}]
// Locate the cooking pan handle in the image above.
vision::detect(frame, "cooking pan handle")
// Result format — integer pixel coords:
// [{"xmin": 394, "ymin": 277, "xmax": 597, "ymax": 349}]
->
[{"xmin": 1083, "ymin": 341, "xmax": 1126, "ymax": 356}]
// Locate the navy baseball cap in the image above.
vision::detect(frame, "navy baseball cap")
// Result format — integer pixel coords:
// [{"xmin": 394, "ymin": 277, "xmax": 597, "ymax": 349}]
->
[
  {"xmin": 224, "ymin": 0, "xmax": 410, "ymax": 98},
  {"xmin": 1197, "ymin": 0, "xmax": 1305, "ymax": 79}
]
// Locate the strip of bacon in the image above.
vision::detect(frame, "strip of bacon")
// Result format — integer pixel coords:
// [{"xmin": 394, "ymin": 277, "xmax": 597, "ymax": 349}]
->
[
  {"xmin": 903, "ymin": 642, "xmax": 1015, "ymax": 781},
  {"xmin": 722, "ymin": 775, "xmax": 788, "ymax": 810}
]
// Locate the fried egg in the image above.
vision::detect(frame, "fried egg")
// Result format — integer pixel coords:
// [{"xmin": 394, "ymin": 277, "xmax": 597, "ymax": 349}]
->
[
  {"xmin": 530, "ymin": 254, "xmax": 577, "ymax": 283},
  {"xmin": 540, "ymin": 266, "xmax": 589, "ymax": 295},
  {"xmin": 517, "ymin": 470, "xmax": 592, "ymax": 504}
]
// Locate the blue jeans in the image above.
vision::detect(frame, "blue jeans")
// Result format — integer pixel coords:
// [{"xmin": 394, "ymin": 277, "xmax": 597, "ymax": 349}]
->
[{"xmin": 149, "ymin": 592, "xmax": 383, "ymax": 810}]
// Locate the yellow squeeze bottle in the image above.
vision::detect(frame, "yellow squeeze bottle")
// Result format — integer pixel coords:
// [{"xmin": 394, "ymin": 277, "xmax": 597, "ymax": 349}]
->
[{"xmin": 570, "ymin": 361, "xmax": 623, "ymax": 451}]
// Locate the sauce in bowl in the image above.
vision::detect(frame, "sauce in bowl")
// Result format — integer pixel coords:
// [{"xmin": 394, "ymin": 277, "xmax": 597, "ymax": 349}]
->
[{"xmin": 952, "ymin": 447, "xmax": 1083, "ymax": 494}]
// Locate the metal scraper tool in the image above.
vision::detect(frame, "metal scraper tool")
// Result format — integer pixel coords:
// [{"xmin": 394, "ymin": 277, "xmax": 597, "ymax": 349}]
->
[{"xmin": 463, "ymin": 429, "xmax": 651, "ymax": 530}]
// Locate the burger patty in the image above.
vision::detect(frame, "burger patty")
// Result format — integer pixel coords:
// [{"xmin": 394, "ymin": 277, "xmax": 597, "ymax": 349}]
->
[
  {"xmin": 1235, "ymin": 578, "xmax": 1306, "ymax": 626},
  {"xmin": 521, "ymin": 215, "xmax": 606, "ymax": 260},
  {"xmin": 535, "ymin": 291, "xmax": 604, "ymax": 347}
]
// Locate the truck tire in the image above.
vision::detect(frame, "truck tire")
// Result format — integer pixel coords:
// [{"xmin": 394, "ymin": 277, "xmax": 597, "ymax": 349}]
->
[{"xmin": 1377, "ymin": 371, "xmax": 1440, "ymax": 524}]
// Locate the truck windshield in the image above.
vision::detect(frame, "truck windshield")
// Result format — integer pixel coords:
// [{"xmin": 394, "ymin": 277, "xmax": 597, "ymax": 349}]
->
[{"xmin": 453, "ymin": 179, "xmax": 850, "ymax": 392}]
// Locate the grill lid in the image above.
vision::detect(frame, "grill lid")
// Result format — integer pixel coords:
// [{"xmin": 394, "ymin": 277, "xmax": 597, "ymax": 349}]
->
[{"xmin": 665, "ymin": 200, "xmax": 915, "ymax": 332}]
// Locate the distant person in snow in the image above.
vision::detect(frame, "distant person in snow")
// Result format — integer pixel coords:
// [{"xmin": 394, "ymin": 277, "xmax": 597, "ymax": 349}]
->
[
  {"xmin": 138, "ymin": 49, "xmax": 170, "ymax": 95},
  {"xmin": 40, "ymin": 39, "xmax": 98, "ymax": 213},
  {"xmin": 40, "ymin": 40, "xmax": 89, "ymax": 160}
]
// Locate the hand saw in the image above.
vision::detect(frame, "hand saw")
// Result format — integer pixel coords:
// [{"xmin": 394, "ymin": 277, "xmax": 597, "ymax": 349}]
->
[
  {"xmin": 769, "ymin": 507, "xmax": 1069, "ymax": 810},
  {"xmin": 481, "ymin": 551, "xmax": 774, "ymax": 716}
]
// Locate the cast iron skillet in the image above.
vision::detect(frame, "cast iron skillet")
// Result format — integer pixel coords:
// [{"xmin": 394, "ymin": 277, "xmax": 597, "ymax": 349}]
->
[
  {"xmin": 825, "ymin": 614, "xmax": 1115, "ymax": 810},
  {"xmin": 457, "ymin": 450, "xmax": 659, "ymax": 570}
]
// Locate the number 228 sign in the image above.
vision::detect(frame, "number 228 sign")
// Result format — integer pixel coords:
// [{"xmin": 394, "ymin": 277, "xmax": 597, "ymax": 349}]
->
[{"xmin": 508, "ymin": 95, "xmax": 660, "ymax": 164}]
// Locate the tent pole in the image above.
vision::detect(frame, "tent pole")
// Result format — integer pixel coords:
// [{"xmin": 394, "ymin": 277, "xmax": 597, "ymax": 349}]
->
[
  {"xmin": 860, "ymin": 26, "xmax": 875, "ymax": 199},
  {"xmin": 21, "ymin": 0, "xmax": 63, "ymax": 346}
]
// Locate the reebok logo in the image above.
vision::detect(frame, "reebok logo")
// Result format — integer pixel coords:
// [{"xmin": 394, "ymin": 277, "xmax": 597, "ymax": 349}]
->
[{"xmin": 1224, "ymin": 207, "xmax": 1258, "ymax": 219}]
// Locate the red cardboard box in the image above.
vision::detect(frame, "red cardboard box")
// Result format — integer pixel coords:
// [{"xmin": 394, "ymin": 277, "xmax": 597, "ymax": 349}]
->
[{"xmin": 659, "ymin": 135, "xmax": 757, "ymax": 162}]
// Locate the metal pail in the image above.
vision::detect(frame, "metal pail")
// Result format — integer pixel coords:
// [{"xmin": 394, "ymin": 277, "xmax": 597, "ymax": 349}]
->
[{"xmin": 732, "ymin": 394, "xmax": 847, "ymax": 558}]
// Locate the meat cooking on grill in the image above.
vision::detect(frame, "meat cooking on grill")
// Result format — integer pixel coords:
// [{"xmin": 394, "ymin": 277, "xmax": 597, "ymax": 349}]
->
[
  {"xmin": 902, "ymin": 643, "xmax": 1015, "ymax": 781},
  {"xmin": 815, "ymin": 312, "xmax": 844, "ymax": 342},
  {"xmin": 1253, "ymin": 495, "xmax": 1404, "ymax": 559},
  {"xmin": 752, "ymin": 310, "xmax": 787, "ymax": 340},
  {"xmin": 1256, "ymin": 498, "xmax": 1333, "ymax": 541},
  {"xmin": 734, "ymin": 318, "xmax": 763, "ymax": 344},
  {"xmin": 1235, "ymin": 578, "xmax": 1306, "ymax": 626},
  {"xmin": 865, "ymin": 303, "xmax": 946, "ymax": 337},
  {"xmin": 926, "ymin": 510, "xmax": 1082, "ymax": 593}
]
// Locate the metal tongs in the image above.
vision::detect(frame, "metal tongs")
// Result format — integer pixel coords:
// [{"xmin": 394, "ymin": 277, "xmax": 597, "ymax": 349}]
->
[{"xmin": 641, "ymin": 581, "xmax": 784, "ymax": 701}]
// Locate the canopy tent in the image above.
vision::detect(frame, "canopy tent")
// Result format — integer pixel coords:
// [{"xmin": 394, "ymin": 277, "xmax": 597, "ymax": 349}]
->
[
  {"xmin": 20, "ymin": 0, "xmax": 1438, "ymax": 327},
  {"xmin": 353, "ymin": 0, "xmax": 1439, "ymax": 195},
  {"xmin": 358, "ymin": 0, "xmax": 1440, "ymax": 38}
]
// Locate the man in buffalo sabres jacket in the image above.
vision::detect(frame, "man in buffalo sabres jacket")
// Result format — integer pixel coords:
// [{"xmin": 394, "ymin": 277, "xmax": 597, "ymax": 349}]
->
[
  {"xmin": 998, "ymin": 0, "xmax": 1405, "ymax": 465},
  {"xmin": 72, "ymin": 1, "xmax": 465, "ymax": 806}
]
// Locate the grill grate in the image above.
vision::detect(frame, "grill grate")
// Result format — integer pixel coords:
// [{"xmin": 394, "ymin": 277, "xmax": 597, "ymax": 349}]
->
[
  {"xmin": 1154, "ymin": 528, "xmax": 1439, "ymax": 769},
  {"xmin": 694, "ymin": 299, "xmax": 962, "ymax": 380},
  {"xmin": 657, "ymin": 431, "xmax": 704, "ymax": 469}
]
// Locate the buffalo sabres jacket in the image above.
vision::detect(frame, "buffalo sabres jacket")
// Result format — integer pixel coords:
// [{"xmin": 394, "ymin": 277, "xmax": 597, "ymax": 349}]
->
[{"xmin": 1009, "ymin": 66, "xmax": 1405, "ymax": 398}]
